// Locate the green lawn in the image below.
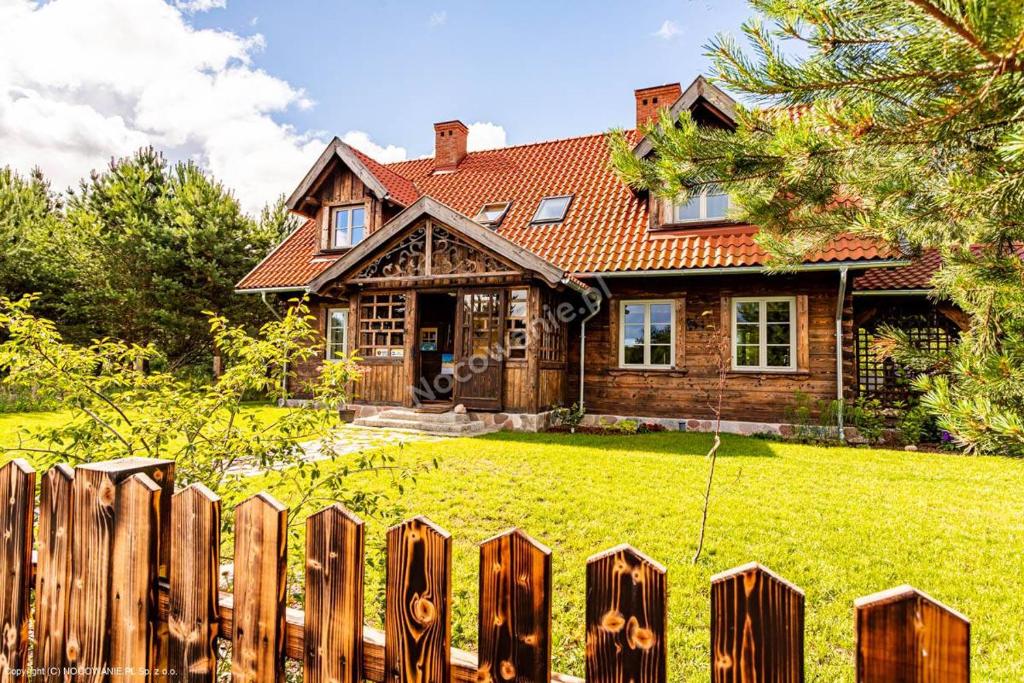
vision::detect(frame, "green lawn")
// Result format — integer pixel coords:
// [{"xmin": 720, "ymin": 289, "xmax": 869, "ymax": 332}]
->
[
  {"xmin": 290, "ymin": 430, "xmax": 1023, "ymax": 682},
  {"xmin": 2, "ymin": 411, "xmax": 1021, "ymax": 680}
]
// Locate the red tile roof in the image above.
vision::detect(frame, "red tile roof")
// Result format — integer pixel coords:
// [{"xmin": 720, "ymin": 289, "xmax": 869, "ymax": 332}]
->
[
  {"xmin": 854, "ymin": 250, "xmax": 938, "ymax": 291},
  {"xmin": 350, "ymin": 147, "xmax": 420, "ymax": 207},
  {"xmin": 237, "ymin": 129, "xmax": 908, "ymax": 291}
]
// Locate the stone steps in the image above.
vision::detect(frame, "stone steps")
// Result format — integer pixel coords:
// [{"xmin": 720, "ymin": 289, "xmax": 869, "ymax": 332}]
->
[{"xmin": 354, "ymin": 408, "xmax": 492, "ymax": 436}]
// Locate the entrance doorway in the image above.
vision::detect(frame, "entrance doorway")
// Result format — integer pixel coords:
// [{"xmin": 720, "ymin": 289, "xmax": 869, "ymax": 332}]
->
[{"xmin": 416, "ymin": 292, "xmax": 457, "ymax": 403}]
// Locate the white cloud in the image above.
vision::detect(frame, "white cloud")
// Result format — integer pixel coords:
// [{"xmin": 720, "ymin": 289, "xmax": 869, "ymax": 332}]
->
[
  {"xmin": 173, "ymin": 0, "xmax": 226, "ymax": 13},
  {"xmin": 0, "ymin": 0, "xmax": 326, "ymax": 212},
  {"xmin": 340, "ymin": 131, "xmax": 408, "ymax": 164},
  {"xmin": 653, "ymin": 19, "xmax": 682, "ymax": 40},
  {"xmin": 466, "ymin": 122, "xmax": 506, "ymax": 151},
  {"xmin": 428, "ymin": 10, "xmax": 446, "ymax": 27}
]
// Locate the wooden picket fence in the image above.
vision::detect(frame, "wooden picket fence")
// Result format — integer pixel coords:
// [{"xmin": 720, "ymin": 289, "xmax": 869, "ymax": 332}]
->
[{"xmin": 0, "ymin": 457, "xmax": 971, "ymax": 682}]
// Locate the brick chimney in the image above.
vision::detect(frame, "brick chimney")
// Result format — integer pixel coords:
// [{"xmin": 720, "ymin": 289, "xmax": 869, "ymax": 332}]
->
[
  {"xmin": 433, "ymin": 120, "xmax": 468, "ymax": 170},
  {"xmin": 635, "ymin": 83, "xmax": 682, "ymax": 128}
]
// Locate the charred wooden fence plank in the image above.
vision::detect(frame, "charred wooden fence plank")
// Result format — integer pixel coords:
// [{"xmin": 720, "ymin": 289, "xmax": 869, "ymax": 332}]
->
[
  {"xmin": 585, "ymin": 545, "xmax": 666, "ymax": 683},
  {"xmin": 34, "ymin": 464, "xmax": 74, "ymax": 683},
  {"xmin": 304, "ymin": 504, "xmax": 364, "ymax": 683},
  {"xmin": 385, "ymin": 516, "xmax": 452, "ymax": 683},
  {"xmin": 108, "ymin": 473, "xmax": 161, "ymax": 683},
  {"xmin": 0, "ymin": 459, "xmax": 35, "ymax": 683},
  {"xmin": 168, "ymin": 484, "xmax": 222, "ymax": 683},
  {"xmin": 710, "ymin": 562, "xmax": 805, "ymax": 683},
  {"xmin": 478, "ymin": 528, "xmax": 552, "ymax": 683},
  {"xmin": 231, "ymin": 493, "xmax": 288, "ymax": 683},
  {"xmin": 855, "ymin": 586, "xmax": 969, "ymax": 682}
]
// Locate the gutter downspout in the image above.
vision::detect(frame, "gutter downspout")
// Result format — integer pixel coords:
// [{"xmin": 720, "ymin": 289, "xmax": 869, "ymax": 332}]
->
[
  {"xmin": 835, "ymin": 267, "xmax": 849, "ymax": 442},
  {"xmin": 261, "ymin": 292, "xmax": 288, "ymax": 398},
  {"xmin": 578, "ymin": 292, "xmax": 603, "ymax": 409}
]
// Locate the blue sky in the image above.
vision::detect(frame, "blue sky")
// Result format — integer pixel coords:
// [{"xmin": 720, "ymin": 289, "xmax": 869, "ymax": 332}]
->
[
  {"xmin": 190, "ymin": 0, "xmax": 755, "ymax": 157},
  {"xmin": 0, "ymin": 0, "xmax": 758, "ymax": 211}
]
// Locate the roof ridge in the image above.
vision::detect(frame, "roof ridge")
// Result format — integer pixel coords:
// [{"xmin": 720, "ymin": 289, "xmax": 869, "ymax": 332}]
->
[{"xmin": 383, "ymin": 128, "xmax": 639, "ymax": 170}]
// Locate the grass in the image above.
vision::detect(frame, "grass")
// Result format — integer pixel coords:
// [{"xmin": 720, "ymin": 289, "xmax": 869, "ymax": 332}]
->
[
  {"xmin": 0, "ymin": 404, "xmax": 291, "ymax": 452},
  {"xmin": 281, "ymin": 430, "xmax": 1023, "ymax": 682},
  {"xmin": 2, "ymin": 410, "xmax": 1021, "ymax": 679}
]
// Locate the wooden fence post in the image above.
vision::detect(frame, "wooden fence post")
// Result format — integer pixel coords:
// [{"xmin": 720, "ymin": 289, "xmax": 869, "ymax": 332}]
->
[
  {"xmin": 67, "ymin": 458, "xmax": 173, "ymax": 683},
  {"xmin": 34, "ymin": 464, "xmax": 74, "ymax": 683},
  {"xmin": 304, "ymin": 504, "xmax": 364, "ymax": 683},
  {"xmin": 109, "ymin": 474, "xmax": 162, "ymax": 683},
  {"xmin": 385, "ymin": 516, "xmax": 452, "ymax": 683},
  {"xmin": 168, "ymin": 484, "xmax": 222, "ymax": 683},
  {"xmin": 855, "ymin": 586, "xmax": 969, "ymax": 682},
  {"xmin": 478, "ymin": 528, "xmax": 551, "ymax": 683},
  {"xmin": 231, "ymin": 493, "xmax": 287, "ymax": 683},
  {"xmin": 0, "ymin": 459, "xmax": 35, "ymax": 683},
  {"xmin": 710, "ymin": 562, "xmax": 804, "ymax": 683},
  {"xmin": 585, "ymin": 545, "xmax": 666, "ymax": 683}
]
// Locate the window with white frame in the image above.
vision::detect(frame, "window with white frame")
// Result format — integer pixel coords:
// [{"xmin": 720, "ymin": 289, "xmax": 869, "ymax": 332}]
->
[
  {"xmin": 731, "ymin": 297, "xmax": 796, "ymax": 370},
  {"xmin": 619, "ymin": 300, "xmax": 674, "ymax": 368},
  {"xmin": 331, "ymin": 205, "xmax": 366, "ymax": 248},
  {"xmin": 325, "ymin": 308, "xmax": 349, "ymax": 360},
  {"xmin": 671, "ymin": 190, "xmax": 730, "ymax": 223}
]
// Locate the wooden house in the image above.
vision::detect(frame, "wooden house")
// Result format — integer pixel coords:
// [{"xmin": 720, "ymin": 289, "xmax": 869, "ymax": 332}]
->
[{"xmin": 237, "ymin": 77, "xmax": 959, "ymax": 434}]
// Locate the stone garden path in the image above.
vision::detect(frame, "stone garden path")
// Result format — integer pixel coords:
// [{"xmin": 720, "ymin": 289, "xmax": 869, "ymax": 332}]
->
[{"xmin": 228, "ymin": 424, "xmax": 446, "ymax": 476}]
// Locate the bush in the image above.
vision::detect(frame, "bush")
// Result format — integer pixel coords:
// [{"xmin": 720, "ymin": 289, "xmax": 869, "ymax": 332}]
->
[
  {"xmin": 551, "ymin": 402, "xmax": 586, "ymax": 431},
  {"xmin": 897, "ymin": 403, "xmax": 943, "ymax": 445}
]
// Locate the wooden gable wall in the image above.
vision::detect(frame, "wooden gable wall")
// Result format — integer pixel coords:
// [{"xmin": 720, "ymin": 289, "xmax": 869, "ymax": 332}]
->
[{"xmin": 312, "ymin": 162, "xmax": 402, "ymax": 252}]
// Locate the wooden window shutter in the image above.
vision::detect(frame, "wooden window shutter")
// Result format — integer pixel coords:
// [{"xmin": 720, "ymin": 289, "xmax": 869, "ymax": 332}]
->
[
  {"xmin": 608, "ymin": 299, "xmax": 619, "ymax": 365},
  {"xmin": 719, "ymin": 294, "xmax": 732, "ymax": 366},
  {"xmin": 320, "ymin": 205, "xmax": 330, "ymax": 251},
  {"xmin": 675, "ymin": 297, "xmax": 686, "ymax": 368},
  {"xmin": 796, "ymin": 294, "xmax": 810, "ymax": 371}
]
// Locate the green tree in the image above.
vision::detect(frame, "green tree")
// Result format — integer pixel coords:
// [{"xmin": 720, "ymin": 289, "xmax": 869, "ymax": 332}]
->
[
  {"xmin": 610, "ymin": 0, "xmax": 1024, "ymax": 454},
  {"xmin": 57, "ymin": 149, "xmax": 280, "ymax": 366},
  {"xmin": 0, "ymin": 168, "xmax": 70, "ymax": 318}
]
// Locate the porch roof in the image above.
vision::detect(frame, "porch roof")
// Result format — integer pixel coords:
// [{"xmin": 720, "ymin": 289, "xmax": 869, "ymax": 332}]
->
[{"xmin": 305, "ymin": 196, "xmax": 590, "ymax": 295}]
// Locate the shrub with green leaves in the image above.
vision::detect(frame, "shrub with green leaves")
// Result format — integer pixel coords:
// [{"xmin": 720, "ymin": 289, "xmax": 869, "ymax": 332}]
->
[{"xmin": 0, "ymin": 294, "xmax": 426, "ymax": 525}]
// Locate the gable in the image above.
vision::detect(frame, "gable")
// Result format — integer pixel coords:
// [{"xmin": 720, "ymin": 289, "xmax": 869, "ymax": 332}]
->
[
  {"xmin": 353, "ymin": 220, "xmax": 517, "ymax": 282},
  {"xmin": 286, "ymin": 138, "xmax": 419, "ymax": 219},
  {"xmin": 308, "ymin": 196, "xmax": 574, "ymax": 294}
]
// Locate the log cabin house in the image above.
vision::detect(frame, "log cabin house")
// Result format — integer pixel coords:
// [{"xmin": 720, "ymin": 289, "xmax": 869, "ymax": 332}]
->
[{"xmin": 237, "ymin": 76, "xmax": 959, "ymax": 434}]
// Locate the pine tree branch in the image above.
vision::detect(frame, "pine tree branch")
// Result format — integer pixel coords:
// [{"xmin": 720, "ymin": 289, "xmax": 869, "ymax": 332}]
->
[{"xmin": 906, "ymin": 0, "xmax": 1003, "ymax": 65}]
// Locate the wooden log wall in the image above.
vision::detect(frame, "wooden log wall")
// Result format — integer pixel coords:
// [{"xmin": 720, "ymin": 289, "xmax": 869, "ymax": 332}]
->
[
  {"xmin": 568, "ymin": 272, "xmax": 855, "ymax": 422},
  {"xmin": 2, "ymin": 457, "xmax": 973, "ymax": 682},
  {"xmin": 355, "ymin": 361, "xmax": 407, "ymax": 405}
]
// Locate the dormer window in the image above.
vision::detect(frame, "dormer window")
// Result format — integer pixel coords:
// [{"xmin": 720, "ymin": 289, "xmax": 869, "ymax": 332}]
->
[
  {"xmin": 331, "ymin": 205, "xmax": 366, "ymax": 248},
  {"xmin": 474, "ymin": 201, "xmax": 511, "ymax": 228},
  {"xmin": 531, "ymin": 195, "xmax": 573, "ymax": 224},
  {"xmin": 671, "ymin": 191, "xmax": 730, "ymax": 223}
]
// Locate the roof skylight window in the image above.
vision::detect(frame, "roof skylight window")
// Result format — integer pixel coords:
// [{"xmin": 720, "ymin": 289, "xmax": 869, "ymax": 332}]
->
[
  {"xmin": 474, "ymin": 201, "xmax": 511, "ymax": 227},
  {"xmin": 531, "ymin": 195, "xmax": 573, "ymax": 224}
]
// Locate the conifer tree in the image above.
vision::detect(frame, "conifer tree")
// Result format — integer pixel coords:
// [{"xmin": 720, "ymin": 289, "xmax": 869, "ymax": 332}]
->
[{"xmin": 611, "ymin": 0, "xmax": 1024, "ymax": 454}]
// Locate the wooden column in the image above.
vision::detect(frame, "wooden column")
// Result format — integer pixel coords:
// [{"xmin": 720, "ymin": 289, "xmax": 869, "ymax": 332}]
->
[
  {"xmin": 525, "ymin": 286, "xmax": 541, "ymax": 413},
  {"xmin": 67, "ymin": 458, "xmax": 173, "ymax": 683},
  {"xmin": 403, "ymin": 291, "xmax": 418, "ymax": 408}
]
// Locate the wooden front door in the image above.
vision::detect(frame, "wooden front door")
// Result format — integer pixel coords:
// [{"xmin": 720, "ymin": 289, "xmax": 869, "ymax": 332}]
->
[{"xmin": 453, "ymin": 289, "xmax": 505, "ymax": 410}]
